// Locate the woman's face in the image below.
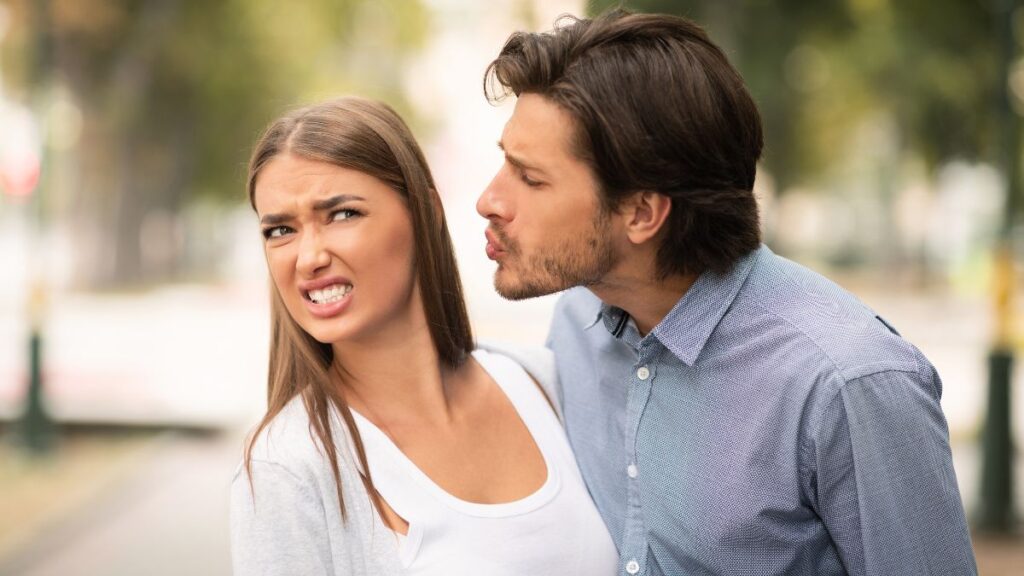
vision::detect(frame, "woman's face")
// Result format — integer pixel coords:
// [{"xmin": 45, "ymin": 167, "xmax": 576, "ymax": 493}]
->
[{"xmin": 253, "ymin": 153, "xmax": 419, "ymax": 346}]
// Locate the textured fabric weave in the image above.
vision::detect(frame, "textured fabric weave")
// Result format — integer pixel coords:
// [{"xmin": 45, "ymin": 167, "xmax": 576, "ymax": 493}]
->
[{"xmin": 547, "ymin": 244, "xmax": 976, "ymax": 576}]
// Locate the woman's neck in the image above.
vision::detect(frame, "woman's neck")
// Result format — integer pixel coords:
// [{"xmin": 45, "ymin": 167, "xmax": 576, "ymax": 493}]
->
[{"xmin": 331, "ymin": 322, "xmax": 454, "ymax": 429}]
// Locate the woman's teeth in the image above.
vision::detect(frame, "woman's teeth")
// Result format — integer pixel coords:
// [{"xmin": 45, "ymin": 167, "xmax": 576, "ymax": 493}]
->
[{"xmin": 308, "ymin": 284, "xmax": 352, "ymax": 304}]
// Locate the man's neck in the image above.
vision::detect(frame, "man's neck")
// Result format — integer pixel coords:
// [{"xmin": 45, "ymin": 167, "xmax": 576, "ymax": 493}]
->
[{"xmin": 589, "ymin": 270, "xmax": 699, "ymax": 336}]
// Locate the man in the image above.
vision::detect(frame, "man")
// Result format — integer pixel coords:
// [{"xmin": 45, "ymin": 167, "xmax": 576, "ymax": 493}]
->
[{"xmin": 476, "ymin": 9, "xmax": 976, "ymax": 576}]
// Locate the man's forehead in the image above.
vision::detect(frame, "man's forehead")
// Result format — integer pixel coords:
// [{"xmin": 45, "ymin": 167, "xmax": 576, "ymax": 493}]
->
[{"xmin": 501, "ymin": 95, "xmax": 577, "ymax": 160}]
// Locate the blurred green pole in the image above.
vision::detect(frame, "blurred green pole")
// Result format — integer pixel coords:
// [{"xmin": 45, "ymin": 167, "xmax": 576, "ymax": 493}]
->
[
  {"xmin": 978, "ymin": 0, "xmax": 1021, "ymax": 533},
  {"xmin": 16, "ymin": 0, "xmax": 55, "ymax": 454},
  {"xmin": 20, "ymin": 284, "xmax": 53, "ymax": 452}
]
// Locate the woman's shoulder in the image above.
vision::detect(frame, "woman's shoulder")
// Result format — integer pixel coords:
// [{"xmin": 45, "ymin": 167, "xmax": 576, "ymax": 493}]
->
[
  {"xmin": 238, "ymin": 394, "xmax": 359, "ymax": 482},
  {"xmin": 474, "ymin": 342, "xmax": 556, "ymax": 381},
  {"xmin": 246, "ymin": 395, "xmax": 316, "ymax": 461},
  {"xmin": 230, "ymin": 395, "xmax": 397, "ymax": 576},
  {"xmin": 473, "ymin": 342, "xmax": 562, "ymax": 420}
]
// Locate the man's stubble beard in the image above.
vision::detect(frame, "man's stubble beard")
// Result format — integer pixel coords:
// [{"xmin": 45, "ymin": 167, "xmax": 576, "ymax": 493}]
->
[{"xmin": 492, "ymin": 208, "xmax": 617, "ymax": 301}]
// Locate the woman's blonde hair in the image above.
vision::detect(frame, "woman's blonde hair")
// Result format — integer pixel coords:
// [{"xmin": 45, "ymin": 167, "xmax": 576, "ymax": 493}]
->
[{"xmin": 244, "ymin": 97, "xmax": 474, "ymax": 518}]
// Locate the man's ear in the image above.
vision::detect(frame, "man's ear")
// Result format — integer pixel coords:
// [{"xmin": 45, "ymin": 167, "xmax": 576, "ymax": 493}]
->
[{"xmin": 621, "ymin": 191, "xmax": 672, "ymax": 245}]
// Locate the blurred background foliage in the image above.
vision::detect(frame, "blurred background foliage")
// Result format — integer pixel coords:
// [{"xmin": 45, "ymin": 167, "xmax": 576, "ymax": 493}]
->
[
  {"xmin": 592, "ymin": 0, "xmax": 1001, "ymax": 189},
  {"xmin": 594, "ymin": 0, "xmax": 1017, "ymax": 283},
  {"xmin": 0, "ymin": 0, "xmax": 1018, "ymax": 289},
  {"xmin": 1, "ymin": 0, "xmax": 428, "ymax": 287}
]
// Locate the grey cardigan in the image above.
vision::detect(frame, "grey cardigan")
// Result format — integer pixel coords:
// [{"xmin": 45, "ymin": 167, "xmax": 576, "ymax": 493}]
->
[{"xmin": 229, "ymin": 343, "xmax": 560, "ymax": 576}]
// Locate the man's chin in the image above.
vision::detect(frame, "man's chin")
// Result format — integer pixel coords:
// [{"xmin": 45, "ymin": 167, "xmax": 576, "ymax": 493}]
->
[{"xmin": 493, "ymin": 272, "xmax": 565, "ymax": 301}]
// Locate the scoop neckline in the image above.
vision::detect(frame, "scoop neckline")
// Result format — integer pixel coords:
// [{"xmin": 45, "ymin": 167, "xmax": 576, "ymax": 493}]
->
[{"xmin": 350, "ymin": 349, "xmax": 561, "ymax": 518}]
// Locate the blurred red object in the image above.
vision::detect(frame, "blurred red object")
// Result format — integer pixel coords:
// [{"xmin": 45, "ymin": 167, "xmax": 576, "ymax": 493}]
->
[{"xmin": 0, "ymin": 154, "xmax": 40, "ymax": 198}]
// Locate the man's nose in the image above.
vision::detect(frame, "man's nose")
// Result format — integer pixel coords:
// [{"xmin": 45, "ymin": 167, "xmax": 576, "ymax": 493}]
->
[{"xmin": 477, "ymin": 169, "xmax": 511, "ymax": 223}]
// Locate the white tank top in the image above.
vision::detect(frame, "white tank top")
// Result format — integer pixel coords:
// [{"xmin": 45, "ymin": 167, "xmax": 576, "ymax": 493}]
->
[{"xmin": 351, "ymin": 349, "xmax": 619, "ymax": 576}]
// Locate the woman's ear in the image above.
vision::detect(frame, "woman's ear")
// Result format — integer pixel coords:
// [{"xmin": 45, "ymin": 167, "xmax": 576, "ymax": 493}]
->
[{"xmin": 621, "ymin": 191, "xmax": 672, "ymax": 245}]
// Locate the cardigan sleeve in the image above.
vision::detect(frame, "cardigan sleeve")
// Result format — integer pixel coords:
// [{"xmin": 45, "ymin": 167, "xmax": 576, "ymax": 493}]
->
[{"xmin": 230, "ymin": 460, "xmax": 335, "ymax": 576}]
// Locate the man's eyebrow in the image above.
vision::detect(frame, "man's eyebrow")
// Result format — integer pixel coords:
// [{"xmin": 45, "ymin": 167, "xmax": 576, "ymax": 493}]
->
[
  {"xmin": 497, "ymin": 140, "xmax": 544, "ymax": 173},
  {"xmin": 259, "ymin": 194, "xmax": 366, "ymax": 225}
]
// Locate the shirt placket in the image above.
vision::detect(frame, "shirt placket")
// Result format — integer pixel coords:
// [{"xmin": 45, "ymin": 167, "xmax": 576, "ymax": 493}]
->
[{"xmin": 620, "ymin": 338, "xmax": 658, "ymax": 576}]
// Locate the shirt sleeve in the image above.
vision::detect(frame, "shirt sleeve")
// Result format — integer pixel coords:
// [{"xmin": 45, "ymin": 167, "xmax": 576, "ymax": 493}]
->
[
  {"xmin": 810, "ymin": 367, "xmax": 977, "ymax": 576},
  {"xmin": 230, "ymin": 460, "xmax": 334, "ymax": 576}
]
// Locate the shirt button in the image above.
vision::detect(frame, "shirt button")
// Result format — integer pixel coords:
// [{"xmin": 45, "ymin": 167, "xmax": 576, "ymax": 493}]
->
[
  {"xmin": 627, "ymin": 463, "xmax": 638, "ymax": 478},
  {"xmin": 636, "ymin": 366, "xmax": 650, "ymax": 380},
  {"xmin": 626, "ymin": 559, "xmax": 640, "ymax": 574}
]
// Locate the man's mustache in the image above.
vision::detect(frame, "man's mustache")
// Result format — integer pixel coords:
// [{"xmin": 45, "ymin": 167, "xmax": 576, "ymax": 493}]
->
[{"xmin": 487, "ymin": 225, "xmax": 518, "ymax": 255}]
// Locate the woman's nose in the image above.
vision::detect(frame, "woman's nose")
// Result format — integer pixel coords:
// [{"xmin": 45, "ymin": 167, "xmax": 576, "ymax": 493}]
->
[{"xmin": 296, "ymin": 228, "xmax": 331, "ymax": 276}]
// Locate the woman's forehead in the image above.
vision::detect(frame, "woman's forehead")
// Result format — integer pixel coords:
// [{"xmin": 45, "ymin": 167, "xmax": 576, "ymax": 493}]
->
[{"xmin": 253, "ymin": 154, "xmax": 397, "ymax": 213}]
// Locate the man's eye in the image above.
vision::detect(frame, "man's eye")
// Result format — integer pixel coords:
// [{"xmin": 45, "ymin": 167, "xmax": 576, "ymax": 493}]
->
[
  {"xmin": 262, "ymin": 226, "xmax": 292, "ymax": 239},
  {"xmin": 332, "ymin": 209, "xmax": 361, "ymax": 221},
  {"xmin": 520, "ymin": 171, "xmax": 542, "ymax": 187}
]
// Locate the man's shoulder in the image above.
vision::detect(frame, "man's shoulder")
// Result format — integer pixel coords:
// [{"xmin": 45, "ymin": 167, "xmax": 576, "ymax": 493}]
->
[{"xmin": 733, "ymin": 250, "xmax": 920, "ymax": 380}]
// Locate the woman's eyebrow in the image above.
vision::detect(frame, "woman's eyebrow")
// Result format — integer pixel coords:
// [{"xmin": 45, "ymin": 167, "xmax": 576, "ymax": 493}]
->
[
  {"xmin": 260, "ymin": 212, "xmax": 293, "ymax": 226},
  {"xmin": 312, "ymin": 194, "xmax": 366, "ymax": 211},
  {"xmin": 260, "ymin": 194, "xmax": 367, "ymax": 225}
]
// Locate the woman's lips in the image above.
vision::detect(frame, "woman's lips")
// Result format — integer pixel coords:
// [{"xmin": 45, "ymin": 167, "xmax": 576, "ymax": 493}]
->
[
  {"xmin": 299, "ymin": 275, "xmax": 352, "ymax": 294},
  {"xmin": 298, "ymin": 276, "xmax": 354, "ymax": 319},
  {"xmin": 304, "ymin": 288, "xmax": 353, "ymax": 319}
]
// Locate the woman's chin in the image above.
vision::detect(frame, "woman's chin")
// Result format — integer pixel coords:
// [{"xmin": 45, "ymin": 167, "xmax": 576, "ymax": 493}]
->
[{"xmin": 306, "ymin": 326, "xmax": 355, "ymax": 346}]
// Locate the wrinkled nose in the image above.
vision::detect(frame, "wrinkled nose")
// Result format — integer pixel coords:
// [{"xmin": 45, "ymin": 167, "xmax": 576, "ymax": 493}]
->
[{"xmin": 296, "ymin": 229, "xmax": 331, "ymax": 277}]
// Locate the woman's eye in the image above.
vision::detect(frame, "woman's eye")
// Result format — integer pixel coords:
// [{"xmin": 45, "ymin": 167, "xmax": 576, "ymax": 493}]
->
[
  {"xmin": 262, "ymin": 226, "xmax": 292, "ymax": 239},
  {"xmin": 331, "ymin": 208, "xmax": 360, "ymax": 222}
]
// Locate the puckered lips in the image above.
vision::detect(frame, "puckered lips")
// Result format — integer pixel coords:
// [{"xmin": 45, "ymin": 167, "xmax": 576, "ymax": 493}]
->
[
  {"xmin": 484, "ymin": 228, "xmax": 507, "ymax": 261},
  {"xmin": 298, "ymin": 275, "xmax": 353, "ymax": 319}
]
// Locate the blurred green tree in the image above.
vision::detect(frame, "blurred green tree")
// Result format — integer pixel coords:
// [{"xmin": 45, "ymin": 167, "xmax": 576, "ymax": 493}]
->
[
  {"xmin": 589, "ymin": 0, "xmax": 1001, "ymax": 193},
  {"xmin": 4, "ymin": 0, "xmax": 427, "ymax": 287}
]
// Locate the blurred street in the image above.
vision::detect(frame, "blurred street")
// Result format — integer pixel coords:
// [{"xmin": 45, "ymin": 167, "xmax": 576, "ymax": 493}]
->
[
  {"xmin": 0, "ymin": 282, "xmax": 1022, "ymax": 575},
  {"xmin": 0, "ymin": 428, "xmax": 240, "ymax": 576},
  {"xmin": 0, "ymin": 285, "xmax": 269, "ymax": 427}
]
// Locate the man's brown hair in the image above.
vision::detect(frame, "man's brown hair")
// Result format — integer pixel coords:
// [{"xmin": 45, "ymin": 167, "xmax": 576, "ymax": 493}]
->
[{"xmin": 486, "ymin": 9, "xmax": 763, "ymax": 277}]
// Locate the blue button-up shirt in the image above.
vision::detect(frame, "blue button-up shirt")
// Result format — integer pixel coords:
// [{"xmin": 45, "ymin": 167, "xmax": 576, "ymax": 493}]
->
[{"xmin": 547, "ymin": 245, "xmax": 976, "ymax": 575}]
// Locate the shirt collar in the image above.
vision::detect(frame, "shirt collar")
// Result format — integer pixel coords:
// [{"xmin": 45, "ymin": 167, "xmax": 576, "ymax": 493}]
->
[
  {"xmin": 592, "ymin": 245, "xmax": 765, "ymax": 366},
  {"xmin": 582, "ymin": 298, "xmax": 626, "ymax": 333}
]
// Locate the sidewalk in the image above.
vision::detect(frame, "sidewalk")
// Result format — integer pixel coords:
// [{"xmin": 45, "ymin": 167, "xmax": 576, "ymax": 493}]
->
[
  {"xmin": 1, "ymin": 426, "xmax": 1021, "ymax": 575},
  {"xmin": 973, "ymin": 533, "xmax": 1024, "ymax": 576},
  {"xmin": 0, "ymin": 428, "xmax": 163, "ymax": 565},
  {"xmin": 0, "ymin": 426, "xmax": 241, "ymax": 576},
  {"xmin": 949, "ymin": 441, "xmax": 1024, "ymax": 575}
]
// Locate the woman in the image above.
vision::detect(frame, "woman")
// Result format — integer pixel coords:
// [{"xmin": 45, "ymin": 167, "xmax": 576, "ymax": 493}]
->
[{"xmin": 229, "ymin": 97, "xmax": 618, "ymax": 575}]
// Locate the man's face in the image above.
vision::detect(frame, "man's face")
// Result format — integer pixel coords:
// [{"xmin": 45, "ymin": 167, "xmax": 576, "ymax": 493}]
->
[{"xmin": 476, "ymin": 93, "xmax": 619, "ymax": 300}]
